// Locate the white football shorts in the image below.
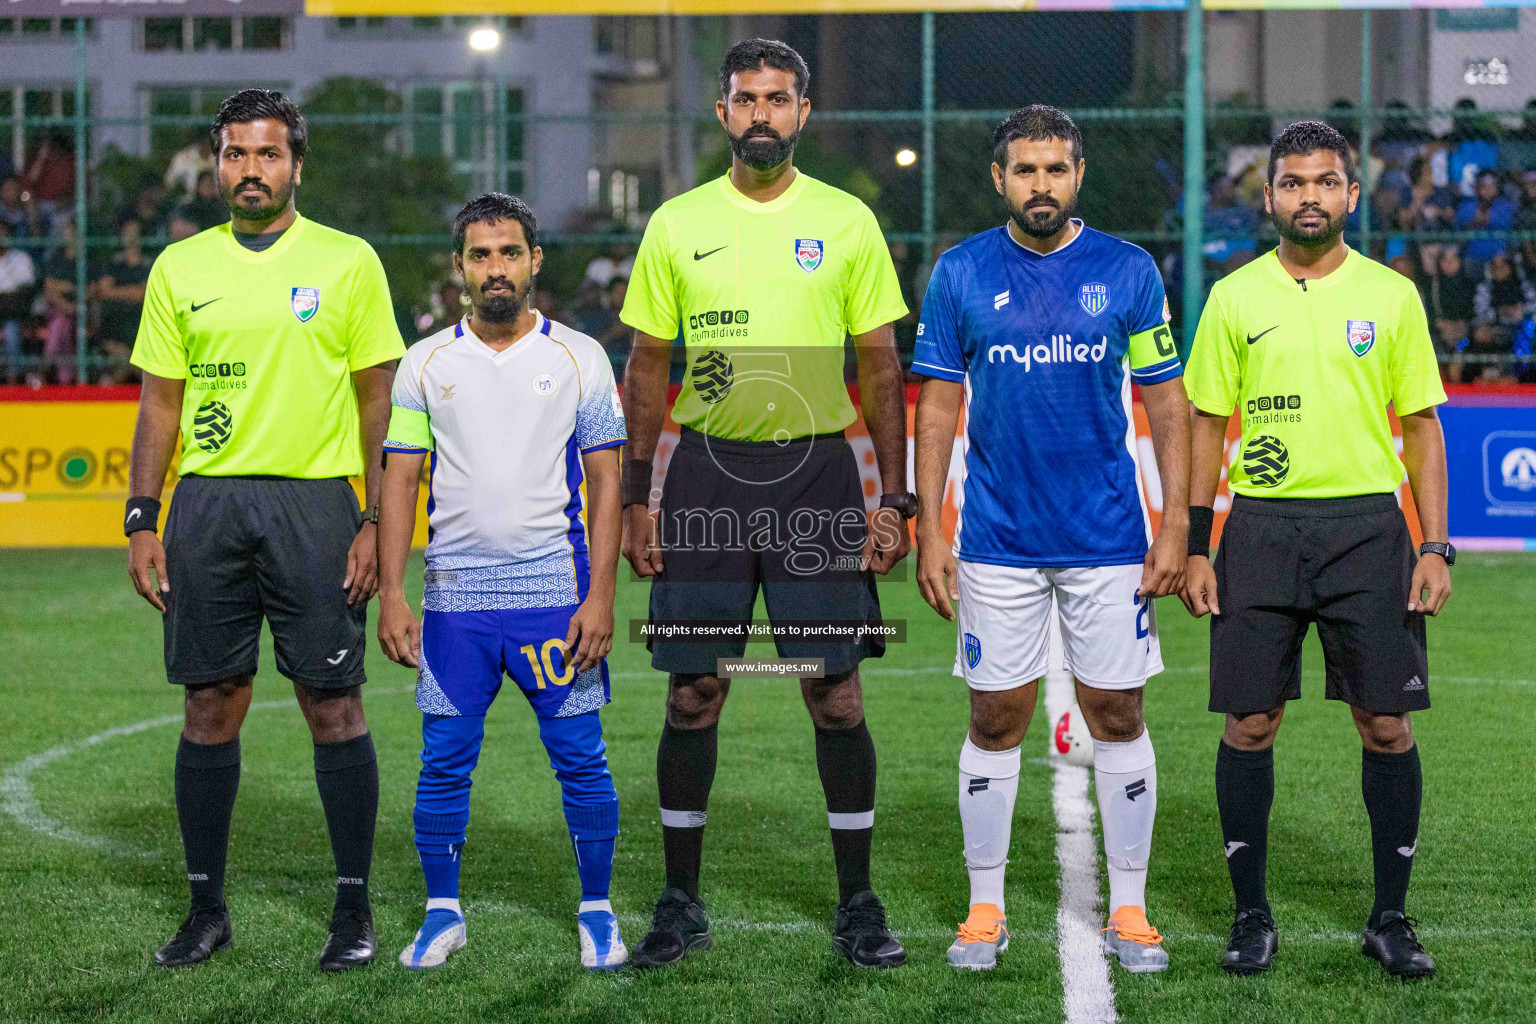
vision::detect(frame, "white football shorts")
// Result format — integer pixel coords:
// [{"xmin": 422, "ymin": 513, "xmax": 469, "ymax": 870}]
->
[{"xmin": 952, "ymin": 560, "xmax": 1163, "ymax": 692}]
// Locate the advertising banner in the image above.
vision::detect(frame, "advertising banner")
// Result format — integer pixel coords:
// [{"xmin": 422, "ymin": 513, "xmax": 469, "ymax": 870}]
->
[
  {"xmin": 4, "ymin": 385, "xmax": 1523, "ymax": 550},
  {"xmin": 4, "ymin": 0, "xmax": 303, "ymax": 16},
  {"xmin": 0, "ymin": 388, "xmax": 431, "ymax": 547},
  {"xmin": 1441, "ymin": 390, "xmax": 1536, "ymax": 551}
]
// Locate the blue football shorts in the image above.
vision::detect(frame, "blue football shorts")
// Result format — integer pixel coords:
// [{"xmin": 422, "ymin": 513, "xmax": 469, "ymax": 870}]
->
[{"xmin": 415, "ymin": 605, "xmax": 611, "ymax": 719}]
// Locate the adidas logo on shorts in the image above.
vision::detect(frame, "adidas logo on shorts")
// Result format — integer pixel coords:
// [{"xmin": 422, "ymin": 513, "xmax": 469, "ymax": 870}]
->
[{"xmin": 1404, "ymin": 675, "xmax": 1426, "ymax": 692}]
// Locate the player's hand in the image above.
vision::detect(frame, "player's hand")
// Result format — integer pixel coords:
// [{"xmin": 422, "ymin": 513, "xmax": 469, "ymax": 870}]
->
[
  {"xmin": 864, "ymin": 506, "xmax": 911, "ymax": 575},
  {"xmin": 376, "ymin": 591, "xmax": 421, "ymax": 668},
  {"xmin": 1180, "ymin": 555, "xmax": 1220, "ymax": 617},
  {"xmin": 916, "ymin": 529, "xmax": 959, "ymax": 621},
  {"xmin": 345, "ymin": 522, "xmax": 379, "ymax": 605},
  {"xmin": 1139, "ymin": 526, "xmax": 1186, "ymax": 600},
  {"xmin": 128, "ymin": 531, "xmax": 170, "ymax": 612},
  {"xmin": 1408, "ymin": 553, "xmax": 1452, "ymax": 616},
  {"xmin": 622, "ymin": 504, "xmax": 664, "ymax": 578},
  {"xmin": 563, "ymin": 594, "xmax": 614, "ymax": 674}
]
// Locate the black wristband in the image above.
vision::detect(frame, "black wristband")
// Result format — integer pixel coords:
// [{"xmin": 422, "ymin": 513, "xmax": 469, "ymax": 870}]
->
[
  {"xmin": 621, "ymin": 457, "xmax": 653, "ymax": 508},
  {"xmin": 124, "ymin": 496, "xmax": 162, "ymax": 536},
  {"xmin": 1188, "ymin": 505, "xmax": 1215, "ymax": 558}
]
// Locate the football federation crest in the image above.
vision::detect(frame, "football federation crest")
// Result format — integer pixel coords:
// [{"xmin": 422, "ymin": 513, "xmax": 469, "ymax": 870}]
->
[
  {"xmin": 1347, "ymin": 319, "xmax": 1375, "ymax": 357},
  {"xmin": 964, "ymin": 632, "xmax": 982, "ymax": 670},
  {"xmin": 794, "ymin": 238, "xmax": 824, "ymax": 273},
  {"xmin": 1079, "ymin": 282, "xmax": 1109, "ymax": 317},
  {"xmin": 291, "ymin": 287, "xmax": 321, "ymax": 323}
]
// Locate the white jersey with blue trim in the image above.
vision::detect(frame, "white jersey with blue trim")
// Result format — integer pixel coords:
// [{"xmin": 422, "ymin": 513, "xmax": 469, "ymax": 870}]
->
[
  {"xmin": 912, "ymin": 222, "xmax": 1182, "ymax": 568},
  {"xmin": 384, "ymin": 312, "xmax": 626, "ymax": 611}
]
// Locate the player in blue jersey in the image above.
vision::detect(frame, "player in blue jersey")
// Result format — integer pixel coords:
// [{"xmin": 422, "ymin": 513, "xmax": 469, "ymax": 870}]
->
[
  {"xmin": 911, "ymin": 107, "xmax": 1191, "ymax": 972},
  {"xmin": 375, "ymin": 195, "xmax": 628, "ymax": 971}
]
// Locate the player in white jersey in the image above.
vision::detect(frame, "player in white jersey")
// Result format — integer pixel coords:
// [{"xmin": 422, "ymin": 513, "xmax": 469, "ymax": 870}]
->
[
  {"xmin": 376, "ymin": 195, "xmax": 628, "ymax": 971},
  {"xmin": 912, "ymin": 108, "xmax": 1192, "ymax": 972}
]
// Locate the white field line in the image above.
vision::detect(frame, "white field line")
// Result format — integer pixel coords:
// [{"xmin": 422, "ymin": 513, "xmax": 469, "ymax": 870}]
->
[
  {"xmin": 1045, "ymin": 612, "xmax": 1118, "ymax": 1024},
  {"xmin": 618, "ymin": 664, "xmax": 1533, "ymax": 686},
  {"xmin": 0, "ymin": 688, "xmax": 408, "ymax": 859}
]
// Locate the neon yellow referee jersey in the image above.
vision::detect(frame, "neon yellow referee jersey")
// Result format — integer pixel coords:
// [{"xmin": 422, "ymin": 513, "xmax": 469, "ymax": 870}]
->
[
  {"xmin": 131, "ymin": 214, "xmax": 405, "ymax": 478},
  {"xmin": 1185, "ymin": 246, "xmax": 1446, "ymax": 499},
  {"xmin": 620, "ymin": 171, "xmax": 907, "ymax": 441}
]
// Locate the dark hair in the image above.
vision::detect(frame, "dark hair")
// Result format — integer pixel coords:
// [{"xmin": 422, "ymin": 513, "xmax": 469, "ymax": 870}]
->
[
  {"xmin": 209, "ymin": 89, "xmax": 308, "ymax": 162},
  {"xmin": 719, "ymin": 38, "xmax": 809, "ymax": 99},
  {"xmin": 453, "ymin": 193, "xmax": 538, "ymax": 256},
  {"xmin": 1408, "ymin": 154, "xmax": 1429, "ymax": 184},
  {"xmin": 1267, "ymin": 120, "xmax": 1355, "ymax": 184},
  {"xmin": 992, "ymin": 105, "xmax": 1082, "ymax": 168}
]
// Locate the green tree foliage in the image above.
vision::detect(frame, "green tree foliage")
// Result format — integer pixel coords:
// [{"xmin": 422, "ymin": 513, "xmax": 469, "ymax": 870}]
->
[{"xmin": 299, "ymin": 77, "xmax": 465, "ymax": 322}]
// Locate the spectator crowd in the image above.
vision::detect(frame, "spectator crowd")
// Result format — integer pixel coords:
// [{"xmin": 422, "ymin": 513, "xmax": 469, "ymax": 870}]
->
[
  {"xmin": 1, "ymin": 131, "xmax": 227, "ymax": 386},
  {"xmin": 1183, "ymin": 97, "xmax": 1536, "ymax": 383},
  {"xmin": 6, "ymin": 99, "xmax": 1536, "ymax": 388}
]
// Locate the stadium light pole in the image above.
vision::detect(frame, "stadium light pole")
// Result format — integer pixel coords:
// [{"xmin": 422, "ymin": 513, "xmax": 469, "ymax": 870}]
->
[
  {"xmin": 921, "ymin": 11, "xmax": 935, "ymax": 266},
  {"xmin": 1359, "ymin": 10, "xmax": 1372, "ymax": 256},
  {"xmin": 74, "ymin": 17, "xmax": 88, "ymax": 385},
  {"xmin": 469, "ymin": 24, "xmax": 506, "ymax": 192},
  {"xmin": 1181, "ymin": 0, "xmax": 1205, "ymax": 357}
]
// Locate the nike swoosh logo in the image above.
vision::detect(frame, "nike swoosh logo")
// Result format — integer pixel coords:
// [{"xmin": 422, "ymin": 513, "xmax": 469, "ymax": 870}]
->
[
  {"xmin": 125, "ymin": 508, "xmax": 141, "ymax": 523},
  {"xmin": 326, "ymin": 649, "xmax": 349, "ymax": 665},
  {"xmin": 1246, "ymin": 325, "xmax": 1278, "ymax": 346},
  {"xmin": 1225, "ymin": 841, "xmax": 1248, "ymax": 858},
  {"xmin": 693, "ymin": 246, "xmax": 728, "ymax": 261},
  {"xmin": 190, "ymin": 298, "xmax": 222, "ymax": 312},
  {"xmin": 1398, "ymin": 839, "xmax": 1417, "ymax": 858}
]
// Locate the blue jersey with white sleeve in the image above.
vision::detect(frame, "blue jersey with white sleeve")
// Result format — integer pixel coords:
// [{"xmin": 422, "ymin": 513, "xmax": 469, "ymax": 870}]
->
[{"xmin": 912, "ymin": 222, "xmax": 1181, "ymax": 568}]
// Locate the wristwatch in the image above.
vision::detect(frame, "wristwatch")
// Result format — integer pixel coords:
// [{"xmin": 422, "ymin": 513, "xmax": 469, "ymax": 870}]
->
[
  {"xmin": 879, "ymin": 492, "xmax": 919, "ymax": 520},
  {"xmin": 360, "ymin": 503, "xmax": 380, "ymax": 526},
  {"xmin": 1418, "ymin": 541, "xmax": 1455, "ymax": 566}
]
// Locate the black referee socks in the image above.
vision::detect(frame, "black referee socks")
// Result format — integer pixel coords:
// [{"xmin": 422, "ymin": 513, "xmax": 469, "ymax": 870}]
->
[
  {"xmin": 175, "ymin": 736, "xmax": 241, "ymax": 913},
  {"xmin": 1215, "ymin": 741, "xmax": 1274, "ymax": 915},
  {"xmin": 314, "ymin": 732, "xmax": 379, "ymax": 914},
  {"xmin": 1362, "ymin": 745, "xmax": 1422, "ymax": 928},
  {"xmin": 657, "ymin": 722, "xmax": 718, "ymax": 900},
  {"xmin": 815, "ymin": 721, "xmax": 878, "ymax": 905}
]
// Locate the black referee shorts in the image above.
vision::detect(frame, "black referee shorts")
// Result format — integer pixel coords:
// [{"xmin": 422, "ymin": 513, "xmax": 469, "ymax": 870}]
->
[
  {"xmin": 1210, "ymin": 493, "xmax": 1429, "ymax": 716},
  {"xmin": 162, "ymin": 475, "xmax": 367, "ymax": 689},
  {"xmin": 647, "ymin": 427, "xmax": 884, "ymax": 676}
]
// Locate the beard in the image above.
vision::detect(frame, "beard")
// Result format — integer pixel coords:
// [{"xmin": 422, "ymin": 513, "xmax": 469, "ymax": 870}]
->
[
  {"xmin": 473, "ymin": 276, "xmax": 529, "ymax": 323},
  {"xmin": 221, "ymin": 175, "xmax": 294, "ymax": 223},
  {"xmin": 1009, "ymin": 191, "xmax": 1077, "ymax": 239},
  {"xmin": 728, "ymin": 123, "xmax": 799, "ymax": 171},
  {"xmin": 1272, "ymin": 205, "xmax": 1344, "ymax": 249}
]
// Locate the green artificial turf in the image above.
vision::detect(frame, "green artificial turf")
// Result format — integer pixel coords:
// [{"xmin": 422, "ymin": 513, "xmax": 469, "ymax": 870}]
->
[{"xmin": 2, "ymin": 549, "xmax": 1531, "ymax": 1023}]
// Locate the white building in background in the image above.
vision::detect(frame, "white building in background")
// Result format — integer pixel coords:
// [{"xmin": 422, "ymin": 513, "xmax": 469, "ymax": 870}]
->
[
  {"xmin": 0, "ymin": 13, "xmax": 698, "ymax": 230},
  {"xmin": 1426, "ymin": 7, "xmax": 1536, "ymax": 121},
  {"xmin": 1202, "ymin": 6, "xmax": 1536, "ymax": 120}
]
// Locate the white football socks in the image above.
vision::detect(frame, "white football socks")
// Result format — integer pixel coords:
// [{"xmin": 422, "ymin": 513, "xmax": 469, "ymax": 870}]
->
[
  {"xmin": 958, "ymin": 736, "xmax": 1021, "ymax": 913},
  {"xmin": 426, "ymin": 897, "xmax": 462, "ymax": 916},
  {"xmin": 1093, "ymin": 728, "xmax": 1157, "ymax": 915}
]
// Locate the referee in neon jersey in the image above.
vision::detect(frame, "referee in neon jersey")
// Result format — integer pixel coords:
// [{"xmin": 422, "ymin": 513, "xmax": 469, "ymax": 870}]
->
[
  {"xmin": 619, "ymin": 38, "xmax": 914, "ymax": 969},
  {"xmin": 125, "ymin": 89, "xmax": 404, "ymax": 971},
  {"xmin": 1181, "ymin": 122, "xmax": 1450, "ymax": 978}
]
